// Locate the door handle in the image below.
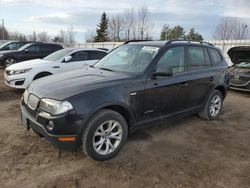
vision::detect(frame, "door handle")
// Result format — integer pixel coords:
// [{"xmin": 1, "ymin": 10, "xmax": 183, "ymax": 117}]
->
[
  {"xmin": 210, "ymin": 76, "xmax": 214, "ymax": 81},
  {"xmin": 178, "ymin": 82, "xmax": 188, "ymax": 87},
  {"xmin": 52, "ymin": 66, "xmax": 60, "ymax": 68}
]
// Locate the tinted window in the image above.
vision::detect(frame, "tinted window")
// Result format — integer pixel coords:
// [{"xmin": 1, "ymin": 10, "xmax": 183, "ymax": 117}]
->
[
  {"xmin": 4, "ymin": 42, "xmax": 18, "ymax": 50},
  {"xmin": 209, "ymin": 48, "xmax": 222, "ymax": 65},
  {"xmin": 70, "ymin": 51, "xmax": 88, "ymax": 62},
  {"xmin": 188, "ymin": 46, "xmax": 211, "ymax": 69},
  {"xmin": 88, "ymin": 51, "xmax": 107, "ymax": 60},
  {"xmin": 158, "ymin": 47, "xmax": 185, "ymax": 74},
  {"xmin": 27, "ymin": 45, "xmax": 40, "ymax": 52}
]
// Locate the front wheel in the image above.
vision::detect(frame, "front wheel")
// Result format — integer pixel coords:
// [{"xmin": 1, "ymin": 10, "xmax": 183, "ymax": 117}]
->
[
  {"xmin": 3, "ymin": 57, "xmax": 17, "ymax": 67},
  {"xmin": 81, "ymin": 109, "xmax": 128, "ymax": 161},
  {"xmin": 199, "ymin": 90, "xmax": 223, "ymax": 120}
]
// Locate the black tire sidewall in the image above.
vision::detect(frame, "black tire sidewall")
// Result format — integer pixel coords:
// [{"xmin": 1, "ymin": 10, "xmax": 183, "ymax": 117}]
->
[
  {"xmin": 4, "ymin": 57, "xmax": 16, "ymax": 67},
  {"xmin": 206, "ymin": 90, "xmax": 223, "ymax": 120},
  {"xmin": 82, "ymin": 110, "xmax": 128, "ymax": 161}
]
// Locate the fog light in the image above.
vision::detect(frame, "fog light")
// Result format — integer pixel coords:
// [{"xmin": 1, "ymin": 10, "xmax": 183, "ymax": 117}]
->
[{"xmin": 46, "ymin": 121, "xmax": 54, "ymax": 131}]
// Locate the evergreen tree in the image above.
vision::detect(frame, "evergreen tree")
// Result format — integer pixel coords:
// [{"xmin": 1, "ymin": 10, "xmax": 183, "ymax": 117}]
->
[
  {"xmin": 94, "ymin": 12, "xmax": 109, "ymax": 42},
  {"xmin": 186, "ymin": 28, "xmax": 203, "ymax": 41}
]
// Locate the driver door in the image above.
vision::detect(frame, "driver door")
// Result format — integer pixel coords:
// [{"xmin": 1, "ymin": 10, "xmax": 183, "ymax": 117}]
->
[{"xmin": 143, "ymin": 46, "xmax": 190, "ymax": 120}]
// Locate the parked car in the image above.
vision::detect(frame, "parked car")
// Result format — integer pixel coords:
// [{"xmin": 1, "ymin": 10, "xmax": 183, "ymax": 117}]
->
[
  {"xmin": 228, "ymin": 46, "xmax": 250, "ymax": 92},
  {"xmin": 4, "ymin": 48, "xmax": 108, "ymax": 89},
  {"xmin": 20, "ymin": 40, "xmax": 229, "ymax": 161},
  {"xmin": 0, "ymin": 42, "xmax": 63, "ymax": 67},
  {"xmin": 0, "ymin": 41, "xmax": 31, "ymax": 51}
]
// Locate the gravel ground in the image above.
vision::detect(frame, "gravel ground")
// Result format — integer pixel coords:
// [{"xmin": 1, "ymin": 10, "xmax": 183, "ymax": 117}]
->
[{"xmin": 0, "ymin": 68, "xmax": 249, "ymax": 188}]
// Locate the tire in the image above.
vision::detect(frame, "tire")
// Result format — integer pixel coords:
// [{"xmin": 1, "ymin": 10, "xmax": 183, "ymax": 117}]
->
[
  {"xmin": 81, "ymin": 109, "xmax": 128, "ymax": 161},
  {"xmin": 3, "ymin": 57, "xmax": 17, "ymax": 67},
  {"xmin": 198, "ymin": 90, "xmax": 223, "ymax": 120},
  {"xmin": 33, "ymin": 72, "xmax": 52, "ymax": 80}
]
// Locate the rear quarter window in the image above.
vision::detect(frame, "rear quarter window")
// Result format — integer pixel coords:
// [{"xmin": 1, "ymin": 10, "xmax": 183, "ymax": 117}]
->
[{"xmin": 209, "ymin": 48, "xmax": 223, "ymax": 65}]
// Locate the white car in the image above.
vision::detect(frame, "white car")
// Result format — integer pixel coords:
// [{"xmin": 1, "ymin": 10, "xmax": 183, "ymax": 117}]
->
[{"xmin": 4, "ymin": 48, "xmax": 107, "ymax": 89}]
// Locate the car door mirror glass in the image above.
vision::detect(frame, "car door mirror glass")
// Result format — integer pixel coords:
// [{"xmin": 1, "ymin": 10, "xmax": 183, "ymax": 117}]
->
[
  {"xmin": 153, "ymin": 66, "xmax": 173, "ymax": 78},
  {"xmin": 64, "ymin": 55, "xmax": 72, "ymax": 62}
]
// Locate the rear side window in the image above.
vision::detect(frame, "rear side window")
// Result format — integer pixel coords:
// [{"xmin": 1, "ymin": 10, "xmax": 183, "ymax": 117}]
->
[
  {"xmin": 209, "ymin": 48, "xmax": 222, "ymax": 65},
  {"xmin": 70, "ymin": 51, "xmax": 88, "ymax": 62},
  {"xmin": 188, "ymin": 46, "xmax": 211, "ymax": 69},
  {"xmin": 88, "ymin": 51, "xmax": 107, "ymax": 60}
]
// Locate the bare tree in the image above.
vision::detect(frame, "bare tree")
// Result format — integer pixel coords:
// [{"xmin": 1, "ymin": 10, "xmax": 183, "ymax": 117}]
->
[
  {"xmin": 137, "ymin": 6, "xmax": 153, "ymax": 40},
  {"xmin": 123, "ymin": 8, "xmax": 136, "ymax": 40},
  {"xmin": 85, "ymin": 29, "xmax": 95, "ymax": 42},
  {"xmin": 109, "ymin": 14, "xmax": 124, "ymax": 41},
  {"xmin": 59, "ymin": 30, "xmax": 66, "ymax": 43},
  {"xmin": 32, "ymin": 31, "xmax": 37, "ymax": 41},
  {"xmin": 37, "ymin": 31, "xmax": 50, "ymax": 42},
  {"xmin": 214, "ymin": 17, "xmax": 248, "ymax": 40},
  {"xmin": 67, "ymin": 25, "xmax": 75, "ymax": 45}
]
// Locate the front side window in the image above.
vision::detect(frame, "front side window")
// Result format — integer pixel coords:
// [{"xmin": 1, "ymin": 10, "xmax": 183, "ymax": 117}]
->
[
  {"xmin": 4, "ymin": 42, "xmax": 18, "ymax": 50},
  {"xmin": 94, "ymin": 45, "xmax": 159, "ymax": 74},
  {"xmin": 157, "ymin": 47, "xmax": 185, "ymax": 74}
]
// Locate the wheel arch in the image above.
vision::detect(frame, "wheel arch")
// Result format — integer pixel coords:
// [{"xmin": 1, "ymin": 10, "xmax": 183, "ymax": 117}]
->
[{"xmin": 33, "ymin": 71, "xmax": 53, "ymax": 80}]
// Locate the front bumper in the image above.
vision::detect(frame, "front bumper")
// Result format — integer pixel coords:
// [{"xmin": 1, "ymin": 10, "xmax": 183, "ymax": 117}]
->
[
  {"xmin": 4, "ymin": 71, "xmax": 28, "ymax": 89},
  {"xmin": 20, "ymin": 103, "xmax": 83, "ymax": 150}
]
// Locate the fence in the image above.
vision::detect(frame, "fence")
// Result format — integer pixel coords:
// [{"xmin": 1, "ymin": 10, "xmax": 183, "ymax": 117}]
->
[{"xmin": 2, "ymin": 40, "xmax": 250, "ymax": 65}]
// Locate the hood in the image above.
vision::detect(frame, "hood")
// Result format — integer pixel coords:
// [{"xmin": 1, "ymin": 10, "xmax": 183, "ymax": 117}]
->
[
  {"xmin": 28, "ymin": 67, "xmax": 134, "ymax": 100},
  {"xmin": 6, "ymin": 59, "xmax": 54, "ymax": 70}
]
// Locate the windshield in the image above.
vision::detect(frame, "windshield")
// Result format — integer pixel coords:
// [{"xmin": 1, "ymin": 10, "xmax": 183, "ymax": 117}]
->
[
  {"xmin": 0, "ymin": 42, "xmax": 12, "ymax": 49},
  {"xmin": 94, "ymin": 45, "xmax": 159, "ymax": 74},
  {"xmin": 18, "ymin": 43, "xmax": 32, "ymax": 51},
  {"xmin": 43, "ymin": 49, "xmax": 75, "ymax": 61},
  {"xmin": 235, "ymin": 62, "xmax": 250, "ymax": 68}
]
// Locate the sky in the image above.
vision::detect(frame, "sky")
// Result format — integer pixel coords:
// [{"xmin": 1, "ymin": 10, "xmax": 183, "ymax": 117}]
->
[{"xmin": 0, "ymin": 0, "xmax": 250, "ymax": 42}]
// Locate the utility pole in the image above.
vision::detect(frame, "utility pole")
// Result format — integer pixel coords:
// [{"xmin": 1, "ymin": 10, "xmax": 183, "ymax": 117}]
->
[{"xmin": 1, "ymin": 19, "xmax": 4, "ymax": 40}]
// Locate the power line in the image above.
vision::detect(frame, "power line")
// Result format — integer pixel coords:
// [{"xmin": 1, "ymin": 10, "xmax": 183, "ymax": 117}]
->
[{"xmin": 2, "ymin": 19, "xmax": 4, "ymax": 40}]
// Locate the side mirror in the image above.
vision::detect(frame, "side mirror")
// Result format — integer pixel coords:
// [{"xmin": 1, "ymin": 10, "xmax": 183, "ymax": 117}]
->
[
  {"xmin": 4, "ymin": 46, "xmax": 10, "ymax": 50},
  {"xmin": 152, "ymin": 66, "xmax": 173, "ymax": 78},
  {"xmin": 64, "ymin": 55, "xmax": 72, "ymax": 62},
  {"xmin": 24, "ymin": 49, "xmax": 29, "ymax": 53}
]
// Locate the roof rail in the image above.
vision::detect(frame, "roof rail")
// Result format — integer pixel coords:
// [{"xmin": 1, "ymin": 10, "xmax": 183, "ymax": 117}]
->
[
  {"xmin": 166, "ymin": 40, "xmax": 214, "ymax": 46},
  {"xmin": 123, "ymin": 40, "xmax": 152, "ymax": 44}
]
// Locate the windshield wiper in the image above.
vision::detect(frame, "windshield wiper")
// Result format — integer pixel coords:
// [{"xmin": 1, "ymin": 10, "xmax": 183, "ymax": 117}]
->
[{"xmin": 98, "ymin": 67, "xmax": 114, "ymax": 72}]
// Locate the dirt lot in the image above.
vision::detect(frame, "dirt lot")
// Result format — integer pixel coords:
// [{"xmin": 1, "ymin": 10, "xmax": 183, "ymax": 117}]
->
[{"xmin": 0, "ymin": 68, "xmax": 249, "ymax": 188}]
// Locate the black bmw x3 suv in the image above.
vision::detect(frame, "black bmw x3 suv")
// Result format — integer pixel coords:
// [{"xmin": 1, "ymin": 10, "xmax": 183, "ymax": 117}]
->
[{"xmin": 21, "ymin": 40, "xmax": 229, "ymax": 161}]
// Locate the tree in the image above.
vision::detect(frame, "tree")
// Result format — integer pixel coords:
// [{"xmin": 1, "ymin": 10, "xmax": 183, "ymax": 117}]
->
[
  {"xmin": 109, "ymin": 15, "xmax": 124, "ymax": 41},
  {"xmin": 160, "ymin": 25, "xmax": 170, "ymax": 40},
  {"xmin": 32, "ymin": 31, "xmax": 37, "ymax": 41},
  {"xmin": 85, "ymin": 29, "xmax": 95, "ymax": 42},
  {"xmin": 123, "ymin": 8, "xmax": 136, "ymax": 40},
  {"xmin": 138, "ymin": 6, "xmax": 153, "ymax": 40},
  {"xmin": 213, "ymin": 17, "xmax": 248, "ymax": 40},
  {"xmin": 0, "ymin": 26, "xmax": 9, "ymax": 40},
  {"xmin": 67, "ymin": 25, "xmax": 75, "ymax": 45},
  {"xmin": 94, "ymin": 12, "xmax": 109, "ymax": 42},
  {"xmin": 186, "ymin": 28, "xmax": 203, "ymax": 41},
  {"xmin": 37, "ymin": 31, "xmax": 50, "ymax": 42},
  {"xmin": 167, "ymin": 25, "xmax": 185, "ymax": 40}
]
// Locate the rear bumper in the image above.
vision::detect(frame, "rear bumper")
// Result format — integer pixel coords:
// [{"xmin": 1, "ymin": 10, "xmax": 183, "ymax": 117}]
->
[{"xmin": 20, "ymin": 104, "xmax": 81, "ymax": 150}]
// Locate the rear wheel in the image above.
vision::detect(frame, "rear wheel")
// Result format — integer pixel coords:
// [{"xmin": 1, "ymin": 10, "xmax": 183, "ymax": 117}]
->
[
  {"xmin": 3, "ymin": 57, "xmax": 17, "ymax": 67},
  {"xmin": 199, "ymin": 90, "xmax": 223, "ymax": 120},
  {"xmin": 81, "ymin": 109, "xmax": 128, "ymax": 161}
]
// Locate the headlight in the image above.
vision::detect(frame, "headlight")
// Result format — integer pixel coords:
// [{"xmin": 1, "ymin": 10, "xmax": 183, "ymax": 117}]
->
[
  {"xmin": 8, "ymin": 68, "xmax": 32, "ymax": 75},
  {"xmin": 39, "ymin": 98, "xmax": 73, "ymax": 115}
]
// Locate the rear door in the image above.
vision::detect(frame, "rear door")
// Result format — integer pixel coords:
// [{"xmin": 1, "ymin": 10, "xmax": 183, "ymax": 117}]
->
[
  {"xmin": 186, "ymin": 45, "xmax": 214, "ymax": 107},
  {"xmin": 143, "ymin": 45, "xmax": 190, "ymax": 120}
]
